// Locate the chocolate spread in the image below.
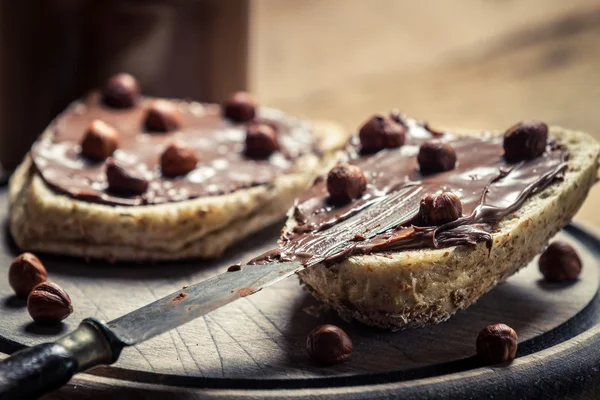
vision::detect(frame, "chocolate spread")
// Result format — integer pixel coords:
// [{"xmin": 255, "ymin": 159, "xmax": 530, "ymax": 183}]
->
[
  {"xmin": 30, "ymin": 92, "xmax": 316, "ymax": 206},
  {"xmin": 251, "ymin": 120, "xmax": 568, "ymax": 265}
]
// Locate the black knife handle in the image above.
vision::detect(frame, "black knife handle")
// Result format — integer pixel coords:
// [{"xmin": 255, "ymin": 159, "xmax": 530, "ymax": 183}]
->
[
  {"xmin": 0, "ymin": 319, "xmax": 120, "ymax": 400},
  {"xmin": 0, "ymin": 343, "xmax": 77, "ymax": 400}
]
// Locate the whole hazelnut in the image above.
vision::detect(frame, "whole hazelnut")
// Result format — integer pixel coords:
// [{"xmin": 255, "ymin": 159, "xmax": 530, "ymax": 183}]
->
[
  {"xmin": 80, "ymin": 120, "xmax": 120, "ymax": 161},
  {"xmin": 9, "ymin": 253, "xmax": 47, "ymax": 297},
  {"xmin": 539, "ymin": 241, "xmax": 582, "ymax": 281},
  {"xmin": 160, "ymin": 141, "xmax": 199, "ymax": 177},
  {"xmin": 244, "ymin": 123, "xmax": 280, "ymax": 158},
  {"xmin": 144, "ymin": 100, "xmax": 182, "ymax": 132},
  {"xmin": 476, "ymin": 323, "xmax": 518, "ymax": 364},
  {"xmin": 27, "ymin": 282, "xmax": 73, "ymax": 323},
  {"xmin": 417, "ymin": 140, "xmax": 457, "ymax": 173},
  {"xmin": 306, "ymin": 324, "xmax": 353, "ymax": 365},
  {"xmin": 327, "ymin": 163, "xmax": 367, "ymax": 204},
  {"xmin": 102, "ymin": 73, "xmax": 140, "ymax": 108},
  {"xmin": 503, "ymin": 121, "xmax": 548, "ymax": 162},
  {"xmin": 106, "ymin": 158, "xmax": 148, "ymax": 195},
  {"xmin": 358, "ymin": 115, "xmax": 406, "ymax": 153},
  {"xmin": 223, "ymin": 92, "xmax": 257, "ymax": 123},
  {"xmin": 420, "ymin": 192, "xmax": 462, "ymax": 225}
]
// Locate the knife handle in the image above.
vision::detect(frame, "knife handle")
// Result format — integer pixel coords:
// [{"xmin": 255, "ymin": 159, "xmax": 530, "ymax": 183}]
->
[{"xmin": 0, "ymin": 319, "xmax": 121, "ymax": 400}]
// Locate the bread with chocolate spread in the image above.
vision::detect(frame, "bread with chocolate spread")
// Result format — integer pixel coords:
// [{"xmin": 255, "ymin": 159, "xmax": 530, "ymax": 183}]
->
[
  {"xmin": 8, "ymin": 73, "xmax": 349, "ymax": 261},
  {"xmin": 272, "ymin": 115, "xmax": 599, "ymax": 330}
]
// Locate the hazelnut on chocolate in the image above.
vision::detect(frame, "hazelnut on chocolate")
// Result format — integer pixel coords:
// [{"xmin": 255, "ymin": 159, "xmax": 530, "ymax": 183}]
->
[
  {"xmin": 420, "ymin": 192, "xmax": 462, "ymax": 225},
  {"xmin": 9, "ymin": 253, "xmax": 47, "ymax": 297},
  {"xmin": 102, "ymin": 73, "xmax": 139, "ymax": 108},
  {"xmin": 306, "ymin": 324, "xmax": 353, "ymax": 365},
  {"xmin": 539, "ymin": 241, "xmax": 582, "ymax": 281},
  {"xmin": 327, "ymin": 163, "xmax": 367, "ymax": 203},
  {"xmin": 417, "ymin": 140, "xmax": 457, "ymax": 173},
  {"xmin": 160, "ymin": 141, "xmax": 198, "ymax": 177},
  {"xmin": 80, "ymin": 119, "xmax": 120, "ymax": 161},
  {"xmin": 144, "ymin": 100, "xmax": 182, "ymax": 132},
  {"xmin": 358, "ymin": 115, "xmax": 406, "ymax": 153},
  {"xmin": 503, "ymin": 121, "xmax": 548, "ymax": 162},
  {"xmin": 223, "ymin": 91, "xmax": 257, "ymax": 123},
  {"xmin": 244, "ymin": 123, "xmax": 280, "ymax": 158},
  {"xmin": 105, "ymin": 158, "xmax": 148, "ymax": 195},
  {"xmin": 476, "ymin": 323, "xmax": 518, "ymax": 364}
]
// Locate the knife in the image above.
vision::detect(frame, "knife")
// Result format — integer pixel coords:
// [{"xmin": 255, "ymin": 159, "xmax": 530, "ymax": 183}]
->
[{"xmin": 0, "ymin": 186, "xmax": 420, "ymax": 400}]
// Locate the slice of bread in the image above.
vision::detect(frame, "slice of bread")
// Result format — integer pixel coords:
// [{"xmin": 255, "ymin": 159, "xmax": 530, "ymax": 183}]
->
[
  {"xmin": 9, "ymin": 120, "xmax": 348, "ymax": 262},
  {"xmin": 292, "ymin": 126, "xmax": 599, "ymax": 330}
]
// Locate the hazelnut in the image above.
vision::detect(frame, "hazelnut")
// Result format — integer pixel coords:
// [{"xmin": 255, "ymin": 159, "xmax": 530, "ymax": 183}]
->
[
  {"xmin": 8, "ymin": 253, "xmax": 47, "ymax": 297},
  {"xmin": 106, "ymin": 158, "xmax": 148, "ymax": 195},
  {"xmin": 80, "ymin": 119, "xmax": 120, "ymax": 161},
  {"xmin": 244, "ymin": 123, "xmax": 280, "ymax": 159},
  {"xmin": 102, "ymin": 73, "xmax": 139, "ymax": 108},
  {"xmin": 476, "ymin": 323, "xmax": 518, "ymax": 364},
  {"xmin": 160, "ymin": 141, "xmax": 198, "ymax": 177},
  {"xmin": 539, "ymin": 241, "xmax": 582, "ymax": 281},
  {"xmin": 358, "ymin": 115, "xmax": 406, "ymax": 153},
  {"xmin": 223, "ymin": 91, "xmax": 257, "ymax": 123},
  {"xmin": 27, "ymin": 282, "xmax": 73, "ymax": 323},
  {"xmin": 144, "ymin": 100, "xmax": 182, "ymax": 132},
  {"xmin": 327, "ymin": 163, "xmax": 367, "ymax": 203},
  {"xmin": 417, "ymin": 140, "xmax": 457, "ymax": 173},
  {"xmin": 419, "ymin": 192, "xmax": 462, "ymax": 225},
  {"xmin": 227, "ymin": 263, "xmax": 242, "ymax": 272},
  {"xmin": 306, "ymin": 324, "xmax": 353, "ymax": 365},
  {"xmin": 503, "ymin": 121, "xmax": 548, "ymax": 162}
]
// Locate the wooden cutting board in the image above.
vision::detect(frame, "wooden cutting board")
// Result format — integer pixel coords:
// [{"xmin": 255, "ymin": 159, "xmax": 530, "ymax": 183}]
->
[{"xmin": 1, "ymin": 186, "xmax": 600, "ymax": 399}]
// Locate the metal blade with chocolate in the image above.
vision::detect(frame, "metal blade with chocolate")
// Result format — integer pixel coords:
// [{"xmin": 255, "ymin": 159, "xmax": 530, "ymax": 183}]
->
[
  {"xmin": 256, "ymin": 113, "xmax": 600, "ymax": 330},
  {"xmin": 8, "ymin": 73, "xmax": 350, "ymax": 261}
]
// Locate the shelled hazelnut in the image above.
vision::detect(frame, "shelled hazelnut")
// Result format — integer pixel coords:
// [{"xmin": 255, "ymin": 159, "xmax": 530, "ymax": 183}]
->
[
  {"xmin": 144, "ymin": 100, "xmax": 182, "ymax": 132},
  {"xmin": 160, "ymin": 141, "xmax": 198, "ymax": 177},
  {"xmin": 539, "ymin": 241, "xmax": 582, "ymax": 281},
  {"xmin": 244, "ymin": 123, "xmax": 280, "ymax": 158},
  {"xmin": 419, "ymin": 192, "xmax": 463, "ymax": 226},
  {"xmin": 102, "ymin": 73, "xmax": 139, "ymax": 108},
  {"xmin": 327, "ymin": 163, "xmax": 367, "ymax": 204},
  {"xmin": 27, "ymin": 282, "xmax": 73, "ymax": 323},
  {"xmin": 476, "ymin": 323, "xmax": 518, "ymax": 364},
  {"xmin": 358, "ymin": 115, "xmax": 406, "ymax": 153},
  {"xmin": 306, "ymin": 324, "xmax": 353, "ymax": 365},
  {"xmin": 80, "ymin": 120, "xmax": 120, "ymax": 161},
  {"xmin": 503, "ymin": 121, "xmax": 548, "ymax": 162},
  {"xmin": 417, "ymin": 140, "xmax": 457, "ymax": 173},
  {"xmin": 105, "ymin": 158, "xmax": 148, "ymax": 195},
  {"xmin": 8, "ymin": 253, "xmax": 47, "ymax": 297},
  {"xmin": 223, "ymin": 92, "xmax": 257, "ymax": 123}
]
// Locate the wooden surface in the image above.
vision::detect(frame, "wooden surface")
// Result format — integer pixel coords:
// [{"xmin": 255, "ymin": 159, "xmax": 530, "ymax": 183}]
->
[{"xmin": 0, "ymin": 191, "xmax": 599, "ymax": 399}]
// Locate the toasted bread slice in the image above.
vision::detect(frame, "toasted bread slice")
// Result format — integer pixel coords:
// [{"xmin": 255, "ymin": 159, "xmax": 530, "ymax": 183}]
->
[
  {"xmin": 9, "ymin": 119, "xmax": 348, "ymax": 262},
  {"xmin": 292, "ymin": 126, "xmax": 599, "ymax": 330}
]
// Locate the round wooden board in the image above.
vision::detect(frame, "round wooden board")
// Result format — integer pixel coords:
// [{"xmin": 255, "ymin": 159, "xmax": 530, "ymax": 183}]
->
[{"xmin": 1, "ymin": 187, "xmax": 600, "ymax": 399}]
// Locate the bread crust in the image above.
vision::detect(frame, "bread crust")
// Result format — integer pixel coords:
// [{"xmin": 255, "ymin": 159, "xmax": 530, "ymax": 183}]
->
[
  {"xmin": 9, "ymin": 120, "xmax": 348, "ymax": 261},
  {"xmin": 296, "ymin": 127, "xmax": 600, "ymax": 330}
]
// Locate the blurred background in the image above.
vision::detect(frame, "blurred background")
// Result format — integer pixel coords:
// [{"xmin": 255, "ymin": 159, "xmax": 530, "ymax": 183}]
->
[{"xmin": 1, "ymin": 0, "xmax": 599, "ymax": 220}]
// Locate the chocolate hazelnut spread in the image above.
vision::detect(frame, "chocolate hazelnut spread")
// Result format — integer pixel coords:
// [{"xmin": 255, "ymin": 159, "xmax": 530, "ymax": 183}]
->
[
  {"xmin": 251, "ymin": 119, "xmax": 568, "ymax": 266},
  {"xmin": 30, "ymin": 92, "xmax": 316, "ymax": 206}
]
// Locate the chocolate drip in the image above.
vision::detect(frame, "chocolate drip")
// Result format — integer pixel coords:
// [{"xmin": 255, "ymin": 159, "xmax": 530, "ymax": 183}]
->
[
  {"xmin": 30, "ymin": 92, "xmax": 316, "ymax": 206},
  {"xmin": 250, "ymin": 121, "xmax": 568, "ymax": 266}
]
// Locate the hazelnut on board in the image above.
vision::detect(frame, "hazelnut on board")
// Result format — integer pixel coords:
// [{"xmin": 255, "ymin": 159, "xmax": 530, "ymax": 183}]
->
[
  {"xmin": 358, "ymin": 115, "xmax": 406, "ymax": 153},
  {"xmin": 102, "ymin": 73, "xmax": 140, "ymax": 108},
  {"xmin": 27, "ymin": 282, "xmax": 73, "ymax": 323},
  {"xmin": 144, "ymin": 100, "xmax": 182, "ymax": 132},
  {"xmin": 105, "ymin": 158, "xmax": 148, "ymax": 195},
  {"xmin": 419, "ymin": 192, "xmax": 463, "ymax": 226},
  {"xmin": 223, "ymin": 92, "xmax": 257, "ymax": 123},
  {"xmin": 160, "ymin": 141, "xmax": 198, "ymax": 177},
  {"xmin": 244, "ymin": 123, "xmax": 280, "ymax": 158},
  {"xmin": 476, "ymin": 323, "xmax": 518, "ymax": 364},
  {"xmin": 539, "ymin": 241, "xmax": 582, "ymax": 281},
  {"xmin": 9, "ymin": 253, "xmax": 47, "ymax": 297},
  {"xmin": 417, "ymin": 140, "xmax": 457, "ymax": 174},
  {"xmin": 80, "ymin": 119, "xmax": 120, "ymax": 161},
  {"xmin": 327, "ymin": 163, "xmax": 367, "ymax": 204},
  {"xmin": 503, "ymin": 121, "xmax": 548, "ymax": 162},
  {"xmin": 306, "ymin": 324, "xmax": 353, "ymax": 365}
]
